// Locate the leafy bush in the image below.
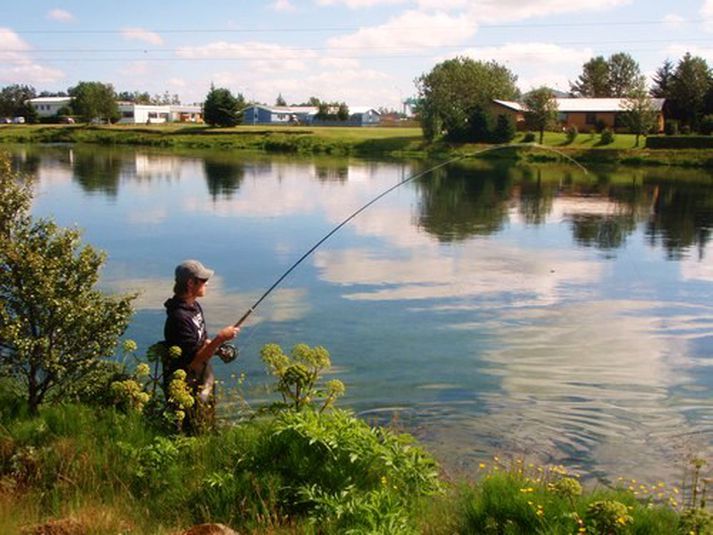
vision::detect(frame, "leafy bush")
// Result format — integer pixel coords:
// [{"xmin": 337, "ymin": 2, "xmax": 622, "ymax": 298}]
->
[
  {"xmin": 700, "ymin": 115, "xmax": 713, "ymax": 135},
  {"xmin": 492, "ymin": 114, "xmax": 516, "ymax": 144},
  {"xmin": 565, "ymin": 124, "xmax": 578, "ymax": 144},
  {"xmin": 599, "ymin": 128, "xmax": 615, "ymax": 145},
  {"xmin": 522, "ymin": 131, "xmax": 536, "ymax": 143},
  {"xmin": 665, "ymin": 119, "xmax": 679, "ymax": 136},
  {"xmin": 645, "ymin": 136, "xmax": 713, "ymax": 149}
]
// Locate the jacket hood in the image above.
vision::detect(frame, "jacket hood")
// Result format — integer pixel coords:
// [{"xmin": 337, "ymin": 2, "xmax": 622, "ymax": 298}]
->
[{"xmin": 164, "ymin": 296, "xmax": 197, "ymax": 312}]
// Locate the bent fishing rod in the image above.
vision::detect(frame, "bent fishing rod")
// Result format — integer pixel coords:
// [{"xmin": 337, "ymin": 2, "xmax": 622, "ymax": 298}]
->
[{"xmin": 233, "ymin": 143, "xmax": 588, "ymax": 329}]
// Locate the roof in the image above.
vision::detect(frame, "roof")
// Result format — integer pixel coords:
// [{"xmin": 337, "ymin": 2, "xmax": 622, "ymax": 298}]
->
[
  {"xmin": 243, "ymin": 105, "xmax": 319, "ymax": 114},
  {"xmin": 28, "ymin": 96, "xmax": 72, "ymax": 104},
  {"xmin": 555, "ymin": 98, "xmax": 666, "ymax": 112},
  {"xmin": 493, "ymin": 97, "xmax": 665, "ymax": 113},
  {"xmin": 350, "ymin": 106, "xmax": 379, "ymax": 115}
]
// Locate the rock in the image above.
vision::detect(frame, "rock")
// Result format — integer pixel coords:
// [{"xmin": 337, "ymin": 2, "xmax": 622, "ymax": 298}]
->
[{"xmin": 181, "ymin": 524, "xmax": 238, "ymax": 535}]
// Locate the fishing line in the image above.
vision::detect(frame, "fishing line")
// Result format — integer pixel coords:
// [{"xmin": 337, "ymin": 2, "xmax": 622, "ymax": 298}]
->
[{"xmin": 233, "ymin": 143, "xmax": 589, "ymax": 329}]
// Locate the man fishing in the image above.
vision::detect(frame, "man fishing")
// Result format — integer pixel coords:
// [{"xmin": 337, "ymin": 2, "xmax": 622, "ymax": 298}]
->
[{"xmin": 163, "ymin": 259, "xmax": 239, "ymax": 430}]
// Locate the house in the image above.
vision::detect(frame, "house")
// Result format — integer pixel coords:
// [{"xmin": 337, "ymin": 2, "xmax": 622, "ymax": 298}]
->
[
  {"xmin": 242, "ymin": 105, "xmax": 318, "ymax": 125},
  {"xmin": 241, "ymin": 104, "xmax": 380, "ymax": 126},
  {"xmin": 491, "ymin": 98, "xmax": 667, "ymax": 133},
  {"xmin": 27, "ymin": 97, "xmax": 72, "ymax": 118},
  {"xmin": 117, "ymin": 103, "xmax": 203, "ymax": 124}
]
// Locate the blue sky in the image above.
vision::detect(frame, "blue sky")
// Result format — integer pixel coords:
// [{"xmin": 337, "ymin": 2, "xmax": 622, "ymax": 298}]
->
[{"xmin": 2, "ymin": 1, "xmax": 711, "ymax": 108}]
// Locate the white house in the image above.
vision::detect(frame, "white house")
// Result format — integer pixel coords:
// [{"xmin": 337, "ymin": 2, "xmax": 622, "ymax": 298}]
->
[
  {"xmin": 117, "ymin": 103, "xmax": 203, "ymax": 124},
  {"xmin": 27, "ymin": 97, "xmax": 72, "ymax": 118}
]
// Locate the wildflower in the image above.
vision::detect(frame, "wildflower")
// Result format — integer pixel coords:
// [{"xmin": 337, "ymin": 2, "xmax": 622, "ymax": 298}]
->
[
  {"xmin": 122, "ymin": 339, "xmax": 137, "ymax": 353},
  {"xmin": 478, "ymin": 463, "xmax": 486, "ymax": 470},
  {"xmin": 135, "ymin": 363, "xmax": 150, "ymax": 378},
  {"xmin": 169, "ymin": 345, "xmax": 182, "ymax": 359}
]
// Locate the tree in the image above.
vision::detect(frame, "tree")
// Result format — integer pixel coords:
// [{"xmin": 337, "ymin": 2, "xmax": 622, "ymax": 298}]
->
[
  {"xmin": 607, "ymin": 52, "xmax": 643, "ymax": 97},
  {"xmin": 0, "ymin": 84, "xmax": 38, "ymax": 122},
  {"xmin": 416, "ymin": 56, "xmax": 519, "ymax": 141},
  {"xmin": 623, "ymin": 81, "xmax": 660, "ymax": 146},
  {"xmin": 275, "ymin": 93, "xmax": 287, "ymax": 106},
  {"xmin": 524, "ymin": 87, "xmax": 559, "ymax": 144},
  {"xmin": 570, "ymin": 56, "xmax": 610, "ymax": 97},
  {"xmin": 651, "ymin": 59, "xmax": 675, "ymax": 98},
  {"xmin": 117, "ymin": 91, "xmax": 152, "ymax": 104},
  {"xmin": 203, "ymin": 85, "xmax": 244, "ymax": 127},
  {"xmin": 336, "ymin": 102, "xmax": 349, "ymax": 121},
  {"xmin": 69, "ymin": 81, "xmax": 119, "ymax": 123},
  {"xmin": 492, "ymin": 114, "xmax": 516, "ymax": 143},
  {"xmin": 669, "ymin": 52, "xmax": 712, "ymax": 130},
  {"xmin": 0, "ymin": 156, "xmax": 135, "ymax": 414}
]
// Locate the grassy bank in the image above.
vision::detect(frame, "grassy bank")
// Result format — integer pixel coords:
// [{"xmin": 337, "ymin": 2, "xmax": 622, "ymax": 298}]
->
[
  {"xmin": 0, "ymin": 402, "xmax": 708, "ymax": 534},
  {"xmin": 3, "ymin": 124, "xmax": 713, "ymax": 167}
]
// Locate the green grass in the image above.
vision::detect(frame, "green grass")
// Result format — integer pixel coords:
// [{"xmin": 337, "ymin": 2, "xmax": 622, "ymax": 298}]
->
[
  {"xmin": 3, "ymin": 123, "xmax": 713, "ymax": 167},
  {"xmin": 1, "ymin": 402, "xmax": 707, "ymax": 534}
]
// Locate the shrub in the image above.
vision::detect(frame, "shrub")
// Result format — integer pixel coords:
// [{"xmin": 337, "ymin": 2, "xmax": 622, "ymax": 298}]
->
[
  {"xmin": 492, "ymin": 114, "xmax": 516, "ymax": 144},
  {"xmin": 700, "ymin": 115, "xmax": 713, "ymax": 135},
  {"xmin": 681, "ymin": 125, "xmax": 691, "ymax": 135},
  {"xmin": 522, "ymin": 131, "xmax": 536, "ymax": 143},
  {"xmin": 565, "ymin": 124, "xmax": 578, "ymax": 144},
  {"xmin": 599, "ymin": 128, "xmax": 615, "ymax": 145},
  {"xmin": 665, "ymin": 120, "xmax": 679, "ymax": 136}
]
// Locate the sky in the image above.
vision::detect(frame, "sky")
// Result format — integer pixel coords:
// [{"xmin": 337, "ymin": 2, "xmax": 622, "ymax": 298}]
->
[{"xmin": 2, "ymin": 0, "xmax": 713, "ymax": 109}]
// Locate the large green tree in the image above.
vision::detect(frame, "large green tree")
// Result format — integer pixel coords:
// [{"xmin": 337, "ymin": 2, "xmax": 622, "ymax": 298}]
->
[
  {"xmin": 570, "ymin": 56, "xmax": 610, "ymax": 97},
  {"xmin": 0, "ymin": 84, "xmax": 38, "ymax": 122},
  {"xmin": 69, "ymin": 81, "xmax": 119, "ymax": 123},
  {"xmin": 416, "ymin": 56, "xmax": 519, "ymax": 141},
  {"xmin": 669, "ymin": 52, "xmax": 712, "ymax": 130},
  {"xmin": 523, "ymin": 87, "xmax": 559, "ymax": 144},
  {"xmin": 203, "ymin": 85, "xmax": 244, "ymax": 127},
  {"xmin": 570, "ymin": 53, "xmax": 642, "ymax": 97},
  {"xmin": 623, "ymin": 81, "xmax": 660, "ymax": 146},
  {"xmin": 0, "ymin": 156, "xmax": 135, "ymax": 414},
  {"xmin": 651, "ymin": 59, "xmax": 675, "ymax": 98}
]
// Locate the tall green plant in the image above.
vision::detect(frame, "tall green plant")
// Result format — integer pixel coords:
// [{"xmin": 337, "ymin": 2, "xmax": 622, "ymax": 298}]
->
[
  {"xmin": 0, "ymin": 154, "xmax": 136, "ymax": 414},
  {"xmin": 260, "ymin": 343, "xmax": 345, "ymax": 412}
]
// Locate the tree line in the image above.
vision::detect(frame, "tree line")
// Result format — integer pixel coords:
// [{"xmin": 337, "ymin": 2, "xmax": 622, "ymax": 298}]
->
[{"xmin": 416, "ymin": 51, "xmax": 713, "ymax": 143}]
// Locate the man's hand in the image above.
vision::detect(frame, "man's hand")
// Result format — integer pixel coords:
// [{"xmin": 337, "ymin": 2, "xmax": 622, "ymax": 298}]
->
[{"xmin": 217, "ymin": 325, "xmax": 240, "ymax": 342}]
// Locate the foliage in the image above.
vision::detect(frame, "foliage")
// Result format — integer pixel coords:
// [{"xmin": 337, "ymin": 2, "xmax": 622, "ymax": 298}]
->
[
  {"xmin": 700, "ymin": 114, "xmax": 713, "ymax": 135},
  {"xmin": 315, "ymin": 101, "xmax": 350, "ymax": 121},
  {"xmin": 524, "ymin": 87, "xmax": 559, "ymax": 144},
  {"xmin": 585, "ymin": 500, "xmax": 632, "ymax": 533},
  {"xmin": 203, "ymin": 85, "xmax": 244, "ymax": 127},
  {"xmin": 260, "ymin": 343, "xmax": 345, "ymax": 412},
  {"xmin": 652, "ymin": 59, "xmax": 675, "ymax": 98},
  {"xmin": 68, "ymin": 81, "xmax": 119, "ymax": 123},
  {"xmin": 570, "ymin": 52, "xmax": 642, "ymax": 97},
  {"xmin": 0, "ymin": 155, "xmax": 136, "ymax": 414},
  {"xmin": 669, "ymin": 53, "xmax": 712, "ymax": 130},
  {"xmin": 0, "ymin": 84, "xmax": 38, "ymax": 122},
  {"xmin": 522, "ymin": 131, "xmax": 536, "ymax": 143},
  {"xmin": 599, "ymin": 128, "xmax": 615, "ymax": 145},
  {"xmin": 665, "ymin": 119, "xmax": 680, "ymax": 136},
  {"xmin": 416, "ymin": 56, "xmax": 519, "ymax": 141},
  {"xmin": 565, "ymin": 124, "xmax": 579, "ymax": 144},
  {"xmin": 275, "ymin": 93, "xmax": 287, "ymax": 106},
  {"xmin": 492, "ymin": 114, "xmax": 516, "ymax": 144},
  {"xmin": 623, "ymin": 80, "xmax": 660, "ymax": 146}
]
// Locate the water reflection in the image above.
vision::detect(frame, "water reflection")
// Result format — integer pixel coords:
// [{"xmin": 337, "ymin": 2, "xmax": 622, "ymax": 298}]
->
[{"xmin": 12, "ymin": 144, "xmax": 713, "ymax": 483}]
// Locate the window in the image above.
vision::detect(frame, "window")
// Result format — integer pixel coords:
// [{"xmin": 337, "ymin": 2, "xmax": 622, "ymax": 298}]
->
[{"xmin": 148, "ymin": 112, "xmax": 158, "ymax": 118}]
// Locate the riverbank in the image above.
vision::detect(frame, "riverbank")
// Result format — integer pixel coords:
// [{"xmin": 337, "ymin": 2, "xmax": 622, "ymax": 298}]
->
[{"xmin": 2, "ymin": 123, "xmax": 713, "ymax": 168}]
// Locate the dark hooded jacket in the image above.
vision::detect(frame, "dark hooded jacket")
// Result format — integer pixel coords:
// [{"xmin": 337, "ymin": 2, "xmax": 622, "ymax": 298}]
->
[{"xmin": 163, "ymin": 297, "xmax": 207, "ymax": 379}]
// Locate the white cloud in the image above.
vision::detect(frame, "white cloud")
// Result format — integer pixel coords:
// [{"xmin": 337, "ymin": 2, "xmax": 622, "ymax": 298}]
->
[
  {"xmin": 467, "ymin": 0, "xmax": 632, "ymax": 24},
  {"xmin": 118, "ymin": 61, "xmax": 151, "ymax": 76},
  {"xmin": 316, "ymin": 0, "xmax": 406, "ymax": 8},
  {"xmin": 0, "ymin": 28, "xmax": 64, "ymax": 84},
  {"xmin": 121, "ymin": 27, "xmax": 164, "ymax": 46},
  {"xmin": 663, "ymin": 13, "xmax": 685, "ymax": 28},
  {"xmin": 703, "ymin": 0, "xmax": 713, "ymax": 31},
  {"xmin": 47, "ymin": 8, "xmax": 75, "ymax": 22},
  {"xmin": 177, "ymin": 41, "xmax": 317, "ymax": 73},
  {"xmin": 459, "ymin": 42, "xmax": 590, "ymax": 66},
  {"xmin": 327, "ymin": 9, "xmax": 476, "ymax": 52},
  {"xmin": 272, "ymin": 0, "xmax": 296, "ymax": 11}
]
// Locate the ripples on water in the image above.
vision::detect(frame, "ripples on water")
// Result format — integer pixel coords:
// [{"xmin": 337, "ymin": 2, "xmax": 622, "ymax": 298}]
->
[{"xmin": 11, "ymin": 144, "xmax": 713, "ymax": 485}]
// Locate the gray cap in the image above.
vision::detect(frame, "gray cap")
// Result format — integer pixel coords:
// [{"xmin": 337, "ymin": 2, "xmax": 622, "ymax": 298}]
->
[{"xmin": 175, "ymin": 259, "xmax": 214, "ymax": 284}]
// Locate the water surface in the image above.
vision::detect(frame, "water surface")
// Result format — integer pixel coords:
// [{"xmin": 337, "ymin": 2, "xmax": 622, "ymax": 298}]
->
[{"xmin": 10, "ymin": 144, "xmax": 713, "ymax": 484}]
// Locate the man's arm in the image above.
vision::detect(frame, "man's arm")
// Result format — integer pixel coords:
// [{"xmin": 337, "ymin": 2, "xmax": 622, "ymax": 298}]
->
[{"xmin": 190, "ymin": 325, "xmax": 239, "ymax": 373}]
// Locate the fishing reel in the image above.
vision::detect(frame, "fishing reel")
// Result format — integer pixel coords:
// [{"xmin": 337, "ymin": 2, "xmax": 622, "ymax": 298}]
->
[{"xmin": 216, "ymin": 342, "xmax": 239, "ymax": 364}]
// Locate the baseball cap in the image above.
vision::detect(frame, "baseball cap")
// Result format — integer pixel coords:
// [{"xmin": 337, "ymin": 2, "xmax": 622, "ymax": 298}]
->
[{"xmin": 175, "ymin": 259, "xmax": 214, "ymax": 284}]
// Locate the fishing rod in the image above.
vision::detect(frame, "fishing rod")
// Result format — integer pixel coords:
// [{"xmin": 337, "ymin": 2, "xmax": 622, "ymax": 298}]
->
[{"xmin": 232, "ymin": 142, "xmax": 588, "ymax": 329}]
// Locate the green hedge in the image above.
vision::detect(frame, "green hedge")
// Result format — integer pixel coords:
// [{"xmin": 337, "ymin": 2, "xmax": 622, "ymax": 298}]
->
[{"xmin": 646, "ymin": 135, "xmax": 713, "ymax": 149}]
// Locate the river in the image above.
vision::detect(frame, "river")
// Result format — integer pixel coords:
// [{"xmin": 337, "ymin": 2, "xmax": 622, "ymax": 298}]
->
[{"xmin": 8, "ymin": 143, "xmax": 713, "ymax": 484}]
